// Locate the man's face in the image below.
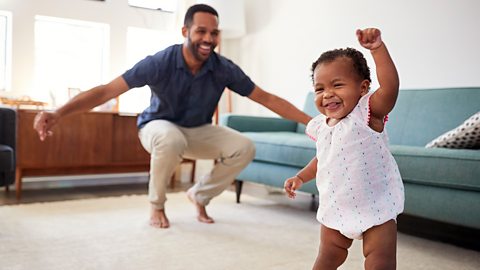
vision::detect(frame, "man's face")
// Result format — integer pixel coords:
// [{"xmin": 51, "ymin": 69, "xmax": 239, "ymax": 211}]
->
[{"xmin": 184, "ymin": 12, "xmax": 219, "ymax": 63}]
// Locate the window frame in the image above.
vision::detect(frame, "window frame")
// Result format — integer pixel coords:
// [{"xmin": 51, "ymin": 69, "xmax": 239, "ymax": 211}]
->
[
  {"xmin": 128, "ymin": 0, "xmax": 177, "ymax": 13},
  {"xmin": 0, "ymin": 10, "xmax": 12, "ymax": 92}
]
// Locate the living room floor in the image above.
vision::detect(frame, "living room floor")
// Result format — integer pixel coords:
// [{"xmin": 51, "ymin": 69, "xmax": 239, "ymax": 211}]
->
[
  {"xmin": 0, "ymin": 174, "xmax": 313, "ymax": 209},
  {"xmin": 1, "ymin": 169, "xmax": 479, "ymax": 253}
]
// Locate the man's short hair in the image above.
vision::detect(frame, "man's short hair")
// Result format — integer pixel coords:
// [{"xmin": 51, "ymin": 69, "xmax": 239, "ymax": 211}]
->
[{"xmin": 184, "ymin": 4, "xmax": 219, "ymax": 28}]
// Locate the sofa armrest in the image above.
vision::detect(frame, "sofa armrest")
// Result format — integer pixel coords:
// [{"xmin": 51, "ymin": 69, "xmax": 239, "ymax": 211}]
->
[
  {"xmin": 220, "ymin": 113, "xmax": 298, "ymax": 132},
  {"xmin": 0, "ymin": 107, "xmax": 16, "ymax": 186},
  {"xmin": 0, "ymin": 107, "xmax": 16, "ymax": 150}
]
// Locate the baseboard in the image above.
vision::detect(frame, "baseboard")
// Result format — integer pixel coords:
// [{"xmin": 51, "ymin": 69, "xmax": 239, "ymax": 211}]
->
[
  {"xmin": 19, "ymin": 173, "xmax": 149, "ymax": 189},
  {"xmin": 397, "ymin": 214, "xmax": 480, "ymax": 251}
]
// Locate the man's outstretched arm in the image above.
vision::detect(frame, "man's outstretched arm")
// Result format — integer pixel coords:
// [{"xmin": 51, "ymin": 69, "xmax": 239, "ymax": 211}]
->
[
  {"xmin": 34, "ymin": 76, "xmax": 130, "ymax": 141},
  {"xmin": 247, "ymin": 85, "xmax": 312, "ymax": 125}
]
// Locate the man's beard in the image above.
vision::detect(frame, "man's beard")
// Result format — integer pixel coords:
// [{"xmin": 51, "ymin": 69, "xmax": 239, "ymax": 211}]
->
[{"xmin": 187, "ymin": 36, "xmax": 215, "ymax": 62}]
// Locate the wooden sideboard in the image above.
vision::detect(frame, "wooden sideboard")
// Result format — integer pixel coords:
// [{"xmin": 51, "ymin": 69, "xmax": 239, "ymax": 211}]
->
[{"xmin": 15, "ymin": 110, "xmax": 150, "ymax": 199}]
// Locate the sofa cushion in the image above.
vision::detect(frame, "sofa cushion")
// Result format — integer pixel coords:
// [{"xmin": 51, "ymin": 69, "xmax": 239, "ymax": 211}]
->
[
  {"xmin": 390, "ymin": 145, "xmax": 480, "ymax": 191},
  {"xmin": 425, "ymin": 111, "xmax": 480, "ymax": 149},
  {"xmin": 243, "ymin": 132, "xmax": 316, "ymax": 167},
  {"xmin": 387, "ymin": 88, "xmax": 480, "ymax": 146},
  {"xmin": 0, "ymin": 144, "xmax": 13, "ymax": 171},
  {"xmin": 403, "ymin": 183, "xmax": 480, "ymax": 229}
]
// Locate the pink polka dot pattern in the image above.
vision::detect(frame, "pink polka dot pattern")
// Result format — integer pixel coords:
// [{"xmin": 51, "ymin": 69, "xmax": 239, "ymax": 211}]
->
[{"xmin": 306, "ymin": 92, "xmax": 404, "ymax": 239}]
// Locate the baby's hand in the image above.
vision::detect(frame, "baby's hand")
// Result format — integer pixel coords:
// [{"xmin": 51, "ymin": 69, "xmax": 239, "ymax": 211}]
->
[
  {"xmin": 284, "ymin": 176, "xmax": 303, "ymax": 199},
  {"xmin": 356, "ymin": 28, "xmax": 383, "ymax": 50}
]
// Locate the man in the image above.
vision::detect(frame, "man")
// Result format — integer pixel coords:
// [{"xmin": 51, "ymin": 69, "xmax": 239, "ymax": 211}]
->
[{"xmin": 34, "ymin": 4, "xmax": 311, "ymax": 229}]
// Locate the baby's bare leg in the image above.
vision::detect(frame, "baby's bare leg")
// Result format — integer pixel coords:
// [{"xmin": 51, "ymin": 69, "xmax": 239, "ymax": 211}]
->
[
  {"xmin": 363, "ymin": 220, "xmax": 397, "ymax": 270},
  {"xmin": 313, "ymin": 225, "xmax": 353, "ymax": 270}
]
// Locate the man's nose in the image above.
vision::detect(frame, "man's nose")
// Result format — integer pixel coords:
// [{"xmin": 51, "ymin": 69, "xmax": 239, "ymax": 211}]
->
[{"xmin": 203, "ymin": 33, "xmax": 213, "ymax": 43}]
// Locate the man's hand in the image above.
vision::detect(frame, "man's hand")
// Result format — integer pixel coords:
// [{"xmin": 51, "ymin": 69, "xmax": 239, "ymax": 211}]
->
[
  {"xmin": 284, "ymin": 176, "xmax": 303, "ymax": 199},
  {"xmin": 356, "ymin": 28, "xmax": 383, "ymax": 51},
  {"xmin": 33, "ymin": 111, "xmax": 59, "ymax": 141}
]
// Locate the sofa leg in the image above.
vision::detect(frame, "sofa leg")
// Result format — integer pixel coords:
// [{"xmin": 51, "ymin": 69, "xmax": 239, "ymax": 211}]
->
[
  {"xmin": 15, "ymin": 167, "xmax": 22, "ymax": 201},
  {"xmin": 310, "ymin": 194, "xmax": 318, "ymax": 211},
  {"xmin": 235, "ymin": 180, "xmax": 243, "ymax": 203}
]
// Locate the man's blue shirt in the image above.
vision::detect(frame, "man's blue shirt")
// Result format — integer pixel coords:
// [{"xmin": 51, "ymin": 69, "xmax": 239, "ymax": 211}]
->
[{"xmin": 122, "ymin": 44, "xmax": 255, "ymax": 128}]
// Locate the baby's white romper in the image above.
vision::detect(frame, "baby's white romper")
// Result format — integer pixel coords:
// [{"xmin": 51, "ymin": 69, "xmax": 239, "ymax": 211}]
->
[{"xmin": 306, "ymin": 92, "xmax": 404, "ymax": 239}]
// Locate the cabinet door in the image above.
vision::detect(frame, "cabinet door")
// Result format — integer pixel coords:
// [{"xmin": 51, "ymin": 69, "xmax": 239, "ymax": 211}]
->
[
  {"xmin": 111, "ymin": 114, "xmax": 150, "ymax": 163},
  {"xmin": 17, "ymin": 110, "xmax": 113, "ymax": 168}
]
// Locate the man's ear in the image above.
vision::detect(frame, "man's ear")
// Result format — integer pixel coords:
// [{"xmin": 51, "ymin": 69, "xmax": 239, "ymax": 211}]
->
[
  {"xmin": 360, "ymin": 80, "xmax": 370, "ymax": 96},
  {"xmin": 181, "ymin": 26, "xmax": 188, "ymax": 38}
]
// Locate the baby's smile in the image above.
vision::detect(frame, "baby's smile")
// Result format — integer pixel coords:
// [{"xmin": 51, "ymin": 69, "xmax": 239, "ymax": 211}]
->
[{"xmin": 323, "ymin": 101, "xmax": 341, "ymax": 110}]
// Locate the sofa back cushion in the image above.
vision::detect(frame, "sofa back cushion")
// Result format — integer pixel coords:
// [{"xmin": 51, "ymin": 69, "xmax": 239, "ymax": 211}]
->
[
  {"xmin": 387, "ymin": 88, "xmax": 480, "ymax": 146},
  {"xmin": 296, "ymin": 92, "xmax": 320, "ymax": 133}
]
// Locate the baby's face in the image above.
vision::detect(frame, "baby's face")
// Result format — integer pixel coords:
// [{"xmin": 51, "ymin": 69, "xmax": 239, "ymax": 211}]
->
[{"xmin": 313, "ymin": 57, "xmax": 369, "ymax": 120}]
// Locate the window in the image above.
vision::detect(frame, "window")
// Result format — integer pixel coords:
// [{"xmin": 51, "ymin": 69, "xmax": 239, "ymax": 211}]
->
[
  {"xmin": 118, "ymin": 26, "xmax": 181, "ymax": 113},
  {"xmin": 33, "ymin": 16, "xmax": 109, "ymax": 107},
  {"xmin": 0, "ymin": 11, "xmax": 12, "ymax": 92},
  {"xmin": 128, "ymin": 0, "xmax": 177, "ymax": 12}
]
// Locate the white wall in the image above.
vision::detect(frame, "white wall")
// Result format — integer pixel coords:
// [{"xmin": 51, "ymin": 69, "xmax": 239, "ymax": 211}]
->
[
  {"xmin": 1, "ymin": 0, "xmax": 479, "ymax": 116},
  {"xmin": 224, "ymin": 0, "xmax": 480, "ymax": 116},
  {"xmin": 0, "ymin": 0, "xmax": 185, "ymax": 96}
]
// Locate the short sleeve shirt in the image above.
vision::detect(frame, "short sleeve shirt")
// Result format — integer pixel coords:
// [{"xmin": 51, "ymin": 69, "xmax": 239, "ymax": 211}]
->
[{"xmin": 122, "ymin": 44, "xmax": 255, "ymax": 128}]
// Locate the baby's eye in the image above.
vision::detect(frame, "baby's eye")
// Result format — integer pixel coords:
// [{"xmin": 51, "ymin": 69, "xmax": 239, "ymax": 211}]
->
[
  {"xmin": 334, "ymin": 83, "xmax": 343, "ymax": 88},
  {"xmin": 315, "ymin": 88, "xmax": 324, "ymax": 94}
]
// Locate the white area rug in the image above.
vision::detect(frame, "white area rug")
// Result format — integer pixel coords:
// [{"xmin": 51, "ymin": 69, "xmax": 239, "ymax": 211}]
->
[{"xmin": 0, "ymin": 191, "xmax": 478, "ymax": 270}]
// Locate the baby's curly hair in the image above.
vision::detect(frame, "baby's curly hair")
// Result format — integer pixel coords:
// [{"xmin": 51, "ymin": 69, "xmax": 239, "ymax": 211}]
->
[{"xmin": 311, "ymin": 48, "xmax": 371, "ymax": 84}]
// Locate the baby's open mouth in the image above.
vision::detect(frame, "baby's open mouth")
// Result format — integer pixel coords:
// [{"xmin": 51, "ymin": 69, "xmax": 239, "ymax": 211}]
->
[{"xmin": 324, "ymin": 102, "xmax": 341, "ymax": 110}]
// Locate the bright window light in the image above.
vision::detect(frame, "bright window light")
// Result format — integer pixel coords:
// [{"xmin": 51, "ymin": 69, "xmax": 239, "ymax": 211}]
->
[
  {"xmin": 0, "ymin": 11, "xmax": 12, "ymax": 92},
  {"xmin": 33, "ymin": 16, "xmax": 109, "ymax": 107},
  {"xmin": 118, "ymin": 26, "xmax": 181, "ymax": 114}
]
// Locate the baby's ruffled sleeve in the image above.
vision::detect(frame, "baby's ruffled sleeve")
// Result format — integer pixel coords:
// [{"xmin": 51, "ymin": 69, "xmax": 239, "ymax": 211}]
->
[
  {"xmin": 305, "ymin": 115, "xmax": 323, "ymax": 142},
  {"xmin": 359, "ymin": 91, "xmax": 389, "ymax": 125},
  {"xmin": 358, "ymin": 92, "xmax": 373, "ymax": 125}
]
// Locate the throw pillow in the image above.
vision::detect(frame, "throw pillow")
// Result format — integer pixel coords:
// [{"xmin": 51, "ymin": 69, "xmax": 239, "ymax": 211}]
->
[{"xmin": 425, "ymin": 111, "xmax": 480, "ymax": 149}]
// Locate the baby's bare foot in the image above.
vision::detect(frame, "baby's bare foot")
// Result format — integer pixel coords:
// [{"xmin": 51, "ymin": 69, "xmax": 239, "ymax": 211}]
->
[
  {"xmin": 150, "ymin": 206, "xmax": 170, "ymax": 229},
  {"xmin": 187, "ymin": 189, "xmax": 215, "ymax": 224}
]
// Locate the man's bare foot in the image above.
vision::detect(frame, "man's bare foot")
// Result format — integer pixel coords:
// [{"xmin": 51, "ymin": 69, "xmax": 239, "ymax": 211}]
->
[
  {"xmin": 150, "ymin": 206, "xmax": 170, "ymax": 229},
  {"xmin": 187, "ymin": 189, "xmax": 215, "ymax": 224}
]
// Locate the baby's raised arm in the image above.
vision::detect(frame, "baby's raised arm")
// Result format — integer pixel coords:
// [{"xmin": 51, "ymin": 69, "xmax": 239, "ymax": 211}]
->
[{"xmin": 356, "ymin": 28, "xmax": 399, "ymax": 124}]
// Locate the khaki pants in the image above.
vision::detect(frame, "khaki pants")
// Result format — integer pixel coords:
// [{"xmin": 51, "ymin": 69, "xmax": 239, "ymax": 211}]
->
[{"xmin": 138, "ymin": 120, "xmax": 255, "ymax": 209}]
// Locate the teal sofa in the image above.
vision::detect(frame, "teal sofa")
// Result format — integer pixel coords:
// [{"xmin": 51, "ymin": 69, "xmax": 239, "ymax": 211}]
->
[{"xmin": 221, "ymin": 87, "xmax": 480, "ymax": 233}]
